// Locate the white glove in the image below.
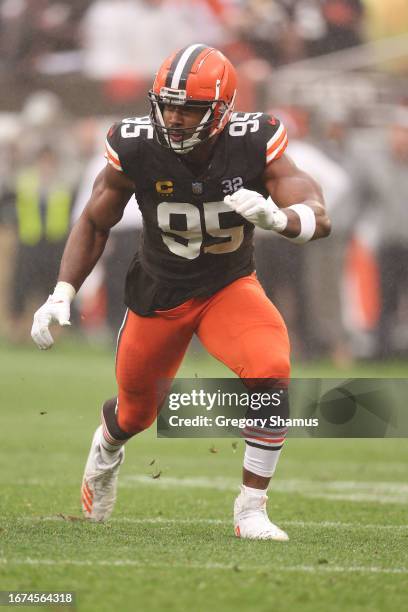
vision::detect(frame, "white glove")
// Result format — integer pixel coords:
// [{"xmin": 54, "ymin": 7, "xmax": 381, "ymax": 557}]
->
[
  {"xmin": 224, "ymin": 188, "xmax": 288, "ymax": 232},
  {"xmin": 31, "ymin": 282, "xmax": 76, "ymax": 350}
]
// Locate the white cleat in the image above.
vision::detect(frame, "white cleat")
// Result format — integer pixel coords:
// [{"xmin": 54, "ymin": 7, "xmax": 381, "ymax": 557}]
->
[
  {"xmin": 234, "ymin": 486, "xmax": 289, "ymax": 541},
  {"xmin": 81, "ymin": 425, "xmax": 124, "ymax": 522}
]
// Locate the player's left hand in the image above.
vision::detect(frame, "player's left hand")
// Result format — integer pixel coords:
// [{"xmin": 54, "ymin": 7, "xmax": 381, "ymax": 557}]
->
[
  {"xmin": 224, "ymin": 188, "xmax": 287, "ymax": 231},
  {"xmin": 31, "ymin": 282, "xmax": 75, "ymax": 350}
]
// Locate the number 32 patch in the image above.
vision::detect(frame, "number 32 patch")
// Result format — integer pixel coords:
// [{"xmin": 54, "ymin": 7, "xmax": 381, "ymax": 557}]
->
[{"xmin": 221, "ymin": 177, "xmax": 243, "ymax": 195}]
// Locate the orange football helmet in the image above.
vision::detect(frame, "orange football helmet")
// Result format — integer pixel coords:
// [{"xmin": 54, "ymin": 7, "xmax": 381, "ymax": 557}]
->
[{"xmin": 149, "ymin": 44, "xmax": 237, "ymax": 154}]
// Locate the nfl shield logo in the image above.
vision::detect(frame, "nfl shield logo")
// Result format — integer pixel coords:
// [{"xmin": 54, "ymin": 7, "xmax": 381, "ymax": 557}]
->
[{"xmin": 192, "ymin": 182, "xmax": 203, "ymax": 195}]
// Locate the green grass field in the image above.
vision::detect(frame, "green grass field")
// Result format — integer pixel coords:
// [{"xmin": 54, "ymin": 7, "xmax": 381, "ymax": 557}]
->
[{"xmin": 1, "ymin": 340, "xmax": 407, "ymax": 612}]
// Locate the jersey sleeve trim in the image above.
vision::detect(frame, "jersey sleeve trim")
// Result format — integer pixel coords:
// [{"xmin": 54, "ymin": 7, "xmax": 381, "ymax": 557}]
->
[
  {"xmin": 266, "ymin": 123, "xmax": 288, "ymax": 164},
  {"xmin": 105, "ymin": 138, "xmax": 123, "ymax": 172}
]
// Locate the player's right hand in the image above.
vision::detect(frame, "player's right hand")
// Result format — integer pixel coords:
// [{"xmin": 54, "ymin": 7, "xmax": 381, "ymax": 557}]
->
[
  {"xmin": 224, "ymin": 189, "xmax": 288, "ymax": 232},
  {"xmin": 31, "ymin": 282, "xmax": 75, "ymax": 350}
]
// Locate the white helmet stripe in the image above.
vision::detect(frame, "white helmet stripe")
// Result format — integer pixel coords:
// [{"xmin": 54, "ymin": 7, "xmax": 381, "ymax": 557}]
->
[{"xmin": 170, "ymin": 44, "xmax": 206, "ymax": 89}]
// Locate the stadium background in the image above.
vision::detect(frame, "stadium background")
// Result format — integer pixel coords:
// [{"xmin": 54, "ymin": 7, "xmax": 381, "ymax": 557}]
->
[{"xmin": 0, "ymin": 2, "xmax": 407, "ymax": 611}]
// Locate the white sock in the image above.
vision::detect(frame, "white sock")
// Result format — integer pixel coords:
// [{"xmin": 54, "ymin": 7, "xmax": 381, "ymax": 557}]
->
[
  {"xmin": 96, "ymin": 426, "xmax": 123, "ymax": 464},
  {"xmin": 242, "ymin": 484, "xmax": 268, "ymax": 497},
  {"xmin": 244, "ymin": 444, "xmax": 282, "ymax": 478}
]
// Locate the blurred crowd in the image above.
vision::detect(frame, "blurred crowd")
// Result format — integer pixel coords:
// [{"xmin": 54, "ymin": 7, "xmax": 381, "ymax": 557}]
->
[
  {"xmin": 0, "ymin": 0, "xmax": 374, "ymax": 116},
  {"xmin": 0, "ymin": 0, "xmax": 366, "ymax": 78},
  {"xmin": 0, "ymin": 0, "xmax": 407, "ymax": 364}
]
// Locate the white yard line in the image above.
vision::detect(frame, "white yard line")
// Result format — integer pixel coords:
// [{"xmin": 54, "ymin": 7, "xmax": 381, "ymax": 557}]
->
[
  {"xmin": 121, "ymin": 474, "xmax": 408, "ymax": 493},
  {"xmin": 120, "ymin": 475, "xmax": 408, "ymax": 504},
  {"xmin": 4, "ymin": 475, "xmax": 408, "ymax": 504},
  {"xmin": 283, "ymin": 460, "xmax": 408, "ymax": 474},
  {"xmin": 19, "ymin": 516, "xmax": 408, "ymax": 531},
  {"xmin": 304, "ymin": 492, "xmax": 407, "ymax": 504},
  {"xmin": 0, "ymin": 558, "xmax": 407, "ymax": 575},
  {"xmin": 283, "ymin": 520, "xmax": 408, "ymax": 530}
]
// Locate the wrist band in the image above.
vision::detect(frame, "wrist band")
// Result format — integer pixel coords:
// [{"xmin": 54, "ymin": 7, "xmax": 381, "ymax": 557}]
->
[
  {"xmin": 286, "ymin": 203, "xmax": 316, "ymax": 243},
  {"xmin": 53, "ymin": 281, "xmax": 76, "ymax": 302}
]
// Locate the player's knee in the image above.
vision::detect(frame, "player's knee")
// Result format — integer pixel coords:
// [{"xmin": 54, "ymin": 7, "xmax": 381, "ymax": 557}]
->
[
  {"xmin": 117, "ymin": 394, "xmax": 157, "ymax": 434},
  {"xmin": 118, "ymin": 409, "xmax": 156, "ymax": 434},
  {"xmin": 244, "ymin": 352, "xmax": 291, "ymax": 380}
]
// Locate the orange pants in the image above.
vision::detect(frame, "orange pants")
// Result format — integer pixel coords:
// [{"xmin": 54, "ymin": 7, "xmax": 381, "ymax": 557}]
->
[{"xmin": 115, "ymin": 274, "xmax": 290, "ymax": 434}]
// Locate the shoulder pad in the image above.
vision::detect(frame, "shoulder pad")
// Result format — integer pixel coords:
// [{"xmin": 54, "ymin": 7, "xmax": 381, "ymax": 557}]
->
[
  {"xmin": 105, "ymin": 122, "xmax": 123, "ymax": 172},
  {"xmin": 226, "ymin": 112, "xmax": 288, "ymax": 165},
  {"xmin": 105, "ymin": 116, "xmax": 154, "ymax": 173},
  {"xmin": 263, "ymin": 114, "xmax": 288, "ymax": 164}
]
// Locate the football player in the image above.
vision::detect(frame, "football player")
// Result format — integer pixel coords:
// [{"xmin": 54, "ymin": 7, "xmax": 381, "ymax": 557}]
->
[{"xmin": 31, "ymin": 44, "xmax": 331, "ymax": 540}]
